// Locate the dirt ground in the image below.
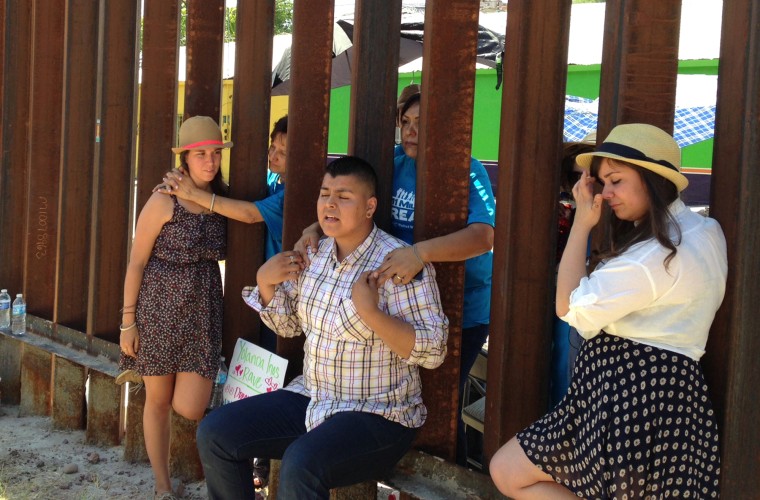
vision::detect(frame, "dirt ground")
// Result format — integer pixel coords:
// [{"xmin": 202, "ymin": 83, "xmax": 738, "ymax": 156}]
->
[
  {"xmin": 0, "ymin": 404, "xmax": 402, "ymax": 500},
  {"xmin": 0, "ymin": 405, "xmax": 209, "ymax": 500}
]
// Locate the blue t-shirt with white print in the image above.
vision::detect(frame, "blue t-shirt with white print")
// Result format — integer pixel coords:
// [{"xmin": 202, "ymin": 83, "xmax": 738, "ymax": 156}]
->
[
  {"xmin": 253, "ymin": 171, "xmax": 285, "ymax": 260},
  {"xmin": 392, "ymin": 152, "xmax": 495, "ymax": 327}
]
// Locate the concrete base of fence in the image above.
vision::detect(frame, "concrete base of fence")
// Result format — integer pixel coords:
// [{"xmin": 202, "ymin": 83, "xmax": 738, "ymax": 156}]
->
[
  {"xmin": 124, "ymin": 386, "xmax": 206, "ymax": 481},
  {"xmin": 20, "ymin": 343, "xmax": 52, "ymax": 417},
  {"xmin": 52, "ymin": 356, "xmax": 86, "ymax": 430},
  {"xmin": 266, "ymin": 459, "xmax": 380, "ymax": 499},
  {"xmin": 385, "ymin": 449, "xmax": 505, "ymax": 499},
  {"xmin": 86, "ymin": 370, "xmax": 121, "ymax": 446},
  {"xmin": 1, "ymin": 327, "xmax": 122, "ymax": 444},
  {"xmin": 0, "ymin": 333, "xmax": 22, "ymax": 405},
  {"xmin": 331, "ymin": 481, "xmax": 378, "ymax": 499},
  {"xmin": 170, "ymin": 411, "xmax": 204, "ymax": 481},
  {"xmin": 124, "ymin": 383, "xmax": 149, "ymax": 463}
]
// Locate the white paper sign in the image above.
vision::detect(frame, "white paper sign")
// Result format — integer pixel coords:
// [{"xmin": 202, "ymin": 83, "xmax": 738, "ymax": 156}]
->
[{"xmin": 222, "ymin": 337, "xmax": 288, "ymax": 404}]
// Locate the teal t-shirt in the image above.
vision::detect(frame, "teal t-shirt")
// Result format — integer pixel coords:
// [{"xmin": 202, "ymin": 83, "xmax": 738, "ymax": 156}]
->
[
  {"xmin": 253, "ymin": 171, "xmax": 285, "ymax": 260},
  {"xmin": 391, "ymin": 153, "xmax": 495, "ymax": 327}
]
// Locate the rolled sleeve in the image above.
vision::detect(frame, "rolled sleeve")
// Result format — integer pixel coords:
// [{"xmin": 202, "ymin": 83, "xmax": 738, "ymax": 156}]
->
[
  {"xmin": 561, "ymin": 258, "xmax": 657, "ymax": 338},
  {"xmin": 386, "ymin": 264, "xmax": 449, "ymax": 369},
  {"xmin": 241, "ymin": 282, "xmax": 303, "ymax": 338}
]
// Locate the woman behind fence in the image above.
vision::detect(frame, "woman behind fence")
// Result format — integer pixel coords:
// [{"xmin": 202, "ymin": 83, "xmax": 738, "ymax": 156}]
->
[
  {"xmin": 118, "ymin": 116, "xmax": 230, "ymax": 500},
  {"xmin": 490, "ymin": 123, "xmax": 727, "ymax": 498}
]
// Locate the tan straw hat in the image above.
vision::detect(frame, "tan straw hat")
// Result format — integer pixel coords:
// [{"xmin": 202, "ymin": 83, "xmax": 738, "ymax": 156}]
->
[
  {"xmin": 576, "ymin": 123, "xmax": 688, "ymax": 192},
  {"xmin": 397, "ymin": 83, "xmax": 421, "ymax": 109},
  {"xmin": 172, "ymin": 116, "xmax": 233, "ymax": 154}
]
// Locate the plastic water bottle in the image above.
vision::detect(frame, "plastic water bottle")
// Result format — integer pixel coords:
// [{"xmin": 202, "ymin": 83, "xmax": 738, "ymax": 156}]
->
[
  {"xmin": 11, "ymin": 294, "xmax": 26, "ymax": 336},
  {"xmin": 0, "ymin": 289, "xmax": 10, "ymax": 329},
  {"xmin": 208, "ymin": 356, "xmax": 228, "ymax": 410}
]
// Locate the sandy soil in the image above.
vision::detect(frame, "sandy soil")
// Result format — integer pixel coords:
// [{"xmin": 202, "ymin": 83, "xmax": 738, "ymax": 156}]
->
[
  {"xmin": 0, "ymin": 405, "xmax": 209, "ymax": 500},
  {"xmin": 0, "ymin": 404, "xmax": 397, "ymax": 500}
]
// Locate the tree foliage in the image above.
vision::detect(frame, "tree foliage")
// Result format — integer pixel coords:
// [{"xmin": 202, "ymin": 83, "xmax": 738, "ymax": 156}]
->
[
  {"xmin": 274, "ymin": 0, "xmax": 294, "ymax": 35},
  {"xmin": 177, "ymin": 0, "xmax": 294, "ymax": 46}
]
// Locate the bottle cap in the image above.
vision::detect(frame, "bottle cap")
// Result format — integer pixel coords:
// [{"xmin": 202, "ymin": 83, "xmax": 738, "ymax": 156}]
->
[
  {"xmin": 16, "ymin": 294, "xmax": 22, "ymax": 298},
  {"xmin": 1, "ymin": 289, "xmax": 6, "ymax": 292}
]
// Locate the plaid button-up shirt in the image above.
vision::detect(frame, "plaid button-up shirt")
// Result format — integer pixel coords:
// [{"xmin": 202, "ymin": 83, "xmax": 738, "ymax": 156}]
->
[{"xmin": 243, "ymin": 226, "xmax": 448, "ymax": 431}]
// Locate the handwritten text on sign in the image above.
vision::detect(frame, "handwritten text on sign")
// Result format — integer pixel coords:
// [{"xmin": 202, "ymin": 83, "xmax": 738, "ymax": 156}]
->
[{"xmin": 222, "ymin": 337, "xmax": 288, "ymax": 404}]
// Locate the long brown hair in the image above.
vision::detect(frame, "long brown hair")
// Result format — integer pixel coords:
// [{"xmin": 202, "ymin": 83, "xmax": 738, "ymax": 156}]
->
[
  {"xmin": 590, "ymin": 158, "xmax": 681, "ymax": 270},
  {"xmin": 179, "ymin": 151, "xmax": 229, "ymax": 196}
]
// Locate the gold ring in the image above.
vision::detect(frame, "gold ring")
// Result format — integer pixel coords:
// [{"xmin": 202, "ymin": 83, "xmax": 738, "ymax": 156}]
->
[{"xmin": 393, "ymin": 274, "xmax": 402, "ymax": 283}]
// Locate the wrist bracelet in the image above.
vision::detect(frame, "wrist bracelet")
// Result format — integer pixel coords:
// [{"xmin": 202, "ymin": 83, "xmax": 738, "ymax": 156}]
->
[
  {"xmin": 209, "ymin": 193, "xmax": 216, "ymax": 213},
  {"xmin": 412, "ymin": 244, "xmax": 425, "ymax": 266},
  {"xmin": 119, "ymin": 322, "xmax": 137, "ymax": 332}
]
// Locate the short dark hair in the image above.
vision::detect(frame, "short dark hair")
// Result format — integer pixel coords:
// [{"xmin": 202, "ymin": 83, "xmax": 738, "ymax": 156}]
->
[
  {"xmin": 270, "ymin": 115, "xmax": 288, "ymax": 142},
  {"xmin": 324, "ymin": 156, "xmax": 377, "ymax": 196}
]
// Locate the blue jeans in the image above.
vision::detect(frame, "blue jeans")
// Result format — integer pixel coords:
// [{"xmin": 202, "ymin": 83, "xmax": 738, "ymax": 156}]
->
[
  {"xmin": 550, "ymin": 318, "xmax": 584, "ymax": 408},
  {"xmin": 197, "ymin": 389, "xmax": 417, "ymax": 499},
  {"xmin": 258, "ymin": 322, "xmax": 278, "ymax": 354},
  {"xmin": 456, "ymin": 323, "xmax": 490, "ymax": 467}
]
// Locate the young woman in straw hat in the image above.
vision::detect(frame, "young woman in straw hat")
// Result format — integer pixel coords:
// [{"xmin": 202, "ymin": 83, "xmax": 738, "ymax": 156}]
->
[
  {"xmin": 119, "ymin": 116, "xmax": 231, "ymax": 500},
  {"xmin": 490, "ymin": 123, "xmax": 726, "ymax": 498}
]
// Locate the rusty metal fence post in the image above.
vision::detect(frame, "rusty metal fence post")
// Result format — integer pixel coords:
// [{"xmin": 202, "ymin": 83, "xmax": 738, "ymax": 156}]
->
[
  {"xmin": 485, "ymin": 0, "xmax": 572, "ymax": 459},
  {"xmin": 703, "ymin": 0, "xmax": 760, "ymax": 494}
]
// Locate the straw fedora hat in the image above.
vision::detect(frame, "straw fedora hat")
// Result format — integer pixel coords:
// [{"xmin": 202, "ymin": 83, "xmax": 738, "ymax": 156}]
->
[
  {"xmin": 172, "ymin": 116, "xmax": 233, "ymax": 154},
  {"xmin": 576, "ymin": 123, "xmax": 688, "ymax": 192},
  {"xmin": 397, "ymin": 83, "xmax": 421, "ymax": 109}
]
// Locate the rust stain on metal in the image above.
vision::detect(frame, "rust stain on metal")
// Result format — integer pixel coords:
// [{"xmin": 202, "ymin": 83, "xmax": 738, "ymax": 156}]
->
[
  {"xmin": 51, "ymin": 357, "xmax": 87, "ymax": 430},
  {"xmin": 19, "ymin": 344, "xmax": 52, "ymax": 417},
  {"xmin": 124, "ymin": 385, "xmax": 149, "ymax": 463},
  {"xmin": 412, "ymin": 0, "xmax": 480, "ymax": 460},
  {"xmin": 170, "ymin": 411, "xmax": 204, "ymax": 480},
  {"xmin": 86, "ymin": 370, "xmax": 121, "ymax": 446}
]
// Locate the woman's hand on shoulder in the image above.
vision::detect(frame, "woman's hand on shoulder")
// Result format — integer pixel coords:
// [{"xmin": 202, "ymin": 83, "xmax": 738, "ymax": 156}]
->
[
  {"xmin": 154, "ymin": 167, "xmax": 199, "ymax": 202},
  {"xmin": 293, "ymin": 222, "xmax": 322, "ymax": 267},
  {"xmin": 376, "ymin": 245, "xmax": 424, "ymax": 287},
  {"xmin": 153, "ymin": 166, "xmax": 182, "ymax": 193}
]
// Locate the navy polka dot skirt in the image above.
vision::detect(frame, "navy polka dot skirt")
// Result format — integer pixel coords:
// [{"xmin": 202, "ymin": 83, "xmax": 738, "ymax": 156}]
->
[{"xmin": 517, "ymin": 333, "xmax": 720, "ymax": 498}]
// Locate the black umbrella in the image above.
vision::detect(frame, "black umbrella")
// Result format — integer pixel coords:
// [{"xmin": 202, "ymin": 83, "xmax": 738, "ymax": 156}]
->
[{"xmin": 271, "ymin": 17, "xmax": 504, "ymax": 96}]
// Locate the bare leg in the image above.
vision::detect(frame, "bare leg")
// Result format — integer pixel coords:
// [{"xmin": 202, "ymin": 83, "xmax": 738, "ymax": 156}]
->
[
  {"xmin": 489, "ymin": 437, "xmax": 577, "ymax": 499},
  {"xmin": 143, "ymin": 374, "xmax": 176, "ymax": 495},
  {"xmin": 172, "ymin": 371, "xmax": 213, "ymax": 421}
]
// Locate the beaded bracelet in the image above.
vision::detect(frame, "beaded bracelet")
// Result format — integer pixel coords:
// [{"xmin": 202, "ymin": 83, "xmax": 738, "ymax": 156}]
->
[
  {"xmin": 412, "ymin": 244, "xmax": 425, "ymax": 266},
  {"xmin": 119, "ymin": 322, "xmax": 137, "ymax": 332},
  {"xmin": 210, "ymin": 193, "xmax": 216, "ymax": 213}
]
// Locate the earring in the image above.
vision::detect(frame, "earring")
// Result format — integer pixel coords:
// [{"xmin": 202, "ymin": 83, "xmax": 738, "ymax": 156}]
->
[
  {"xmin": 394, "ymin": 127, "xmax": 402, "ymax": 145},
  {"xmin": 366, "ymin": 212, "xmax": 372, "ymax": 218}
]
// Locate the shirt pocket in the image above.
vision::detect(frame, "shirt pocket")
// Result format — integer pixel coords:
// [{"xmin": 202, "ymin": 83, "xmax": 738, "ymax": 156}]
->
[{"xmin": 335, "ymin": 296, "xmax": 382, "ymax": 344}]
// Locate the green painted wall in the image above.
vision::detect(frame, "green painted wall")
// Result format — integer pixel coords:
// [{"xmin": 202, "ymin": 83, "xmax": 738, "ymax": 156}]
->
[{"xmin": 327, "ymin": 59, "xmax": 718, "ymax": 169}]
